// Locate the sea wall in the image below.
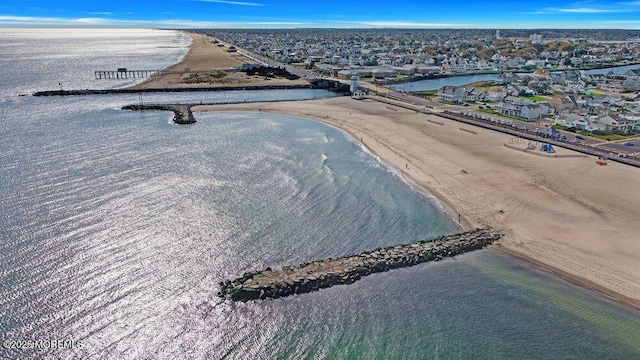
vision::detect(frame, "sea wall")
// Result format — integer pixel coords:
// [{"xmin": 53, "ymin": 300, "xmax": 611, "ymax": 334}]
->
[{"xmin": 219, "ymin": 228, "xmax": 501, "ymax": 302}]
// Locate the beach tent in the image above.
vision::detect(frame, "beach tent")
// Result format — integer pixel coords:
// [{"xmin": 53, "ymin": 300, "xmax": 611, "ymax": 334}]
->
[{"xmin": 540, "ymin": 143, "xmax": 556, "ymax": 153}]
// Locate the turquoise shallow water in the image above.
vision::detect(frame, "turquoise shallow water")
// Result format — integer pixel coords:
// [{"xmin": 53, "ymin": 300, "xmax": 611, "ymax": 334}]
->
[{"xmin": 0, "ymin": 29, "xmax": 639, "ymax": 359}]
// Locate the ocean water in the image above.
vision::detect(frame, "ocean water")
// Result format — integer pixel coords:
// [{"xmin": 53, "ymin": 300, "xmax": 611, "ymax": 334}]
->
[
  {"xmin": 1, "ymin": 29, "xmax": 639, "ymax": 359},
  {"xmin": 0, "ymin": 28, "xmax": 191, "ymax": 97}
]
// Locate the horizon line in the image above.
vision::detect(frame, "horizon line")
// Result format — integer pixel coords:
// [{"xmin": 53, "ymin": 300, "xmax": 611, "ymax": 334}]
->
[
  {"xmin": 3, "ymin": 25, "xmax": 640, "ymax": 30},
  {"xmin": 1, "ymin": 15, "xmax": 640, "ymax": 30}
]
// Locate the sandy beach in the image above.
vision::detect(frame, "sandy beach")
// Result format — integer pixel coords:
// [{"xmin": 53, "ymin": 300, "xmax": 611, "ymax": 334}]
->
[
  {"xmin": 193, "ymin": 97, "xmax": 640, "ymax": 311},
  {"xmin": 129, "ymin": 32, "xmax": 309, "ymax": 90},
  {"xmin": 132, "ymin": 30, "xmax": 640, "ymax": 311}
]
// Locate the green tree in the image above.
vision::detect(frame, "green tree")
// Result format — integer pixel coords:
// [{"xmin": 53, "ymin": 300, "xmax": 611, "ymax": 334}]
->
[
  {"xmin": 558, "ymin": 42, "xmax": 575, "ymax": 53},
  {"xmin": 478, "ymin": 48, "xmax": 496, "ymax": 60}
]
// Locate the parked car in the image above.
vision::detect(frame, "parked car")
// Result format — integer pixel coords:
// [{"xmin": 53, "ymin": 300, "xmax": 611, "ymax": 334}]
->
[{"xmin": 576, "ymin": 135, "xmax": 584, "ymax": 140}]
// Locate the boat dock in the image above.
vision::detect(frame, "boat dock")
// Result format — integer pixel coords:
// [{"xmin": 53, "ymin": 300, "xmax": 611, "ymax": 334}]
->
[{"xmin": 219, "ymin": 228, "xmax": 501, "ymax": 302}]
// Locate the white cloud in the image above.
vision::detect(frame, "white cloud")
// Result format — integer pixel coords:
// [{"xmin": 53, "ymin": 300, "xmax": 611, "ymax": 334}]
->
[
  {"xmin": 536, "ymin": 1, "xmax": 640, "ymax": 14},
  {"xmin": 353, "ymin": 21, "xmax": 473, "ymax": 28},
  {"xmin": 193, "ymin": 0, "xmax": 265, "ymax": 6},
  {"xmin": 553, "ymin": 7, "xmax": 619, "ymax": 13},
  {"xmin": 0, "ymin": 15, "xmax": 302, "ymax": 28},
  {"xmin": 0, "ymin": 15, "xmax": 67, "ymax": 23}
]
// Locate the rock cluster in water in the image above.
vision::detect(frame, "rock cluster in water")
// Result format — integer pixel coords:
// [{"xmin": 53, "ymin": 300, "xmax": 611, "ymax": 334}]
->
[
  {"xmin": 219, "ymin": 228, "xmax": 501, "ymax": 302},
  {"xmin": 122, "ymin": 104, "xmax": 195, "ymax": 124}
]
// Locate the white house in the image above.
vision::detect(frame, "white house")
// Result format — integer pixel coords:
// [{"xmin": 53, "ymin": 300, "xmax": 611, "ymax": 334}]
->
[
  {"xmin": 497, "ymin": 97, "xmax": 546, "ymax": 120},
  {"xmin": 486, "ymin": 87, "xmax": 507, "ymax": 102},
  {"xmin": 438, "ymin": 86, "xmax": 487, "ymax": 103},
  {"xmin": 438, "ymin": 86, "xmax": 466, "ymax": 103},
  {"xmin": 584, "ymin": 118, "xmax": 607, "ymax": 132},
  {"xmin": 555, "ymin": 113, "xmax": 589, "ymax": 129}
]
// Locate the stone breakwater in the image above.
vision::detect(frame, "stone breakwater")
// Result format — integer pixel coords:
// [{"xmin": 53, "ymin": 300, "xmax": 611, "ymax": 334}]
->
[
  {"xmin": 31, "ymin": 79, "xmax": 350, "ymax": 96},
  {"xmin": 219, "ymin": 228, "xmax": 501, "ymax": 302},
  {"xmin": 122, "ymin": 104, "xmax": 195, "ymax": 124},
  {"xmin": 32, "ymin": 84, "xmax": 314, "ymax": 96}
]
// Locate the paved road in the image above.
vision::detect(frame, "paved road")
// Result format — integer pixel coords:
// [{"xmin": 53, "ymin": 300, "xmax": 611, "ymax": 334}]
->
[{"xmin": 211, "ymin": 36, "xmax": 323, "ymax": 81}]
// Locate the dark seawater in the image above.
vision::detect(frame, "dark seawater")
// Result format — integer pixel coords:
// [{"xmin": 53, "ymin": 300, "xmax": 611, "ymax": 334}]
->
[{"xmin": 1, "ymin": 29, "xmax": 639, "ymax": 359}]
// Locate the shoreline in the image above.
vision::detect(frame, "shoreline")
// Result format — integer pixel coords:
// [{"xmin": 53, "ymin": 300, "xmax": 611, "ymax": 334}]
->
[
  {"xmin": 317, "ymin": 118, "xmax": 468, "ymax": 231},
  {"xmin": 116, "ymin": 30, "xmax": 640, "ymax": 313},
  {"xmin": 331, "ymin": 110, "xmax": 640, "ymax": 314},
  {"xmin": 494, "ymin": 245, "xmax": 640, "ymax": 314},
  {"xmin": 338, "ymin": 110, "xmax": 640, "ymax": 312},
  {"xmin": 193, "ymin": 98, "xmax": 640, "ymax": 313}
]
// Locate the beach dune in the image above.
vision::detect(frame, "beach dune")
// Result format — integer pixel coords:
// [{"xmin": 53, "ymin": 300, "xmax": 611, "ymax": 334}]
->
[{"xmin": 194, "ymin": 97, "xmax": 640, "ymax": 310}]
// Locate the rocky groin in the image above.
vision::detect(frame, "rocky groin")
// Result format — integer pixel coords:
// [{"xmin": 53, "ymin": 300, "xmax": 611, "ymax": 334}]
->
[
  {"xmin": 219, "ymin": 228, "xmax": 501, "ymax": 302},
  {"xmin": 122, "ymin": 104, "xmax": 195, "ymax": 124}
]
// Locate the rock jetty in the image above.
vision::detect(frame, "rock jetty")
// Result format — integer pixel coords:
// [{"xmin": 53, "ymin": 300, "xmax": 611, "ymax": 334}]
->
[
  {"xmin": 219, "ymin": 228, "xmax": 501, "ymax": 302},
  {"xmin": 32, "ymin": 79, "xmax": 349, "ymax": 96},
  {"xmin": 122, "ymin": 104, "xmax": 195, "ymax": 124}
]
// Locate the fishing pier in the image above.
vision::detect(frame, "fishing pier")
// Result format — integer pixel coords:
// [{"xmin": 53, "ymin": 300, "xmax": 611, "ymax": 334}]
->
[{"xmin": 94, "ymin": 69, "xmax": 166, "ymax": 79}]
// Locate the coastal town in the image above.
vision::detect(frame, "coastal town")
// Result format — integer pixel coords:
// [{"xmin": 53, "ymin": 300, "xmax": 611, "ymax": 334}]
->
[
  {"xmin": 197, "ymin": 29, "xmax": 640, "ymax": 76},
  {"xmin": 189, "ymin": 28, "xmax": 640, "ymax": 158}
]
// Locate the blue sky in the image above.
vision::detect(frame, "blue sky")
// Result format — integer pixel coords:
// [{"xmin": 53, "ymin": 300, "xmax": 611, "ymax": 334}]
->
[{"xmin": 1, "ymin": 0, "xmax": 640, "ymax": 28}]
